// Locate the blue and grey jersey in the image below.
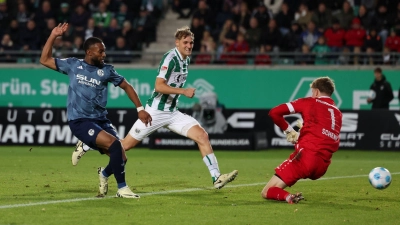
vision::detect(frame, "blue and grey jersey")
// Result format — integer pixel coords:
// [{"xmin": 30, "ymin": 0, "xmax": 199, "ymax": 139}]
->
[{"xmin": 55, "ymin": 58, "xmax": 124, "ymax": 121}]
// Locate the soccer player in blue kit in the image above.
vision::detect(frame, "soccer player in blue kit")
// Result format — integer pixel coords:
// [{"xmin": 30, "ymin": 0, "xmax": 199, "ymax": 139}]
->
[{"xmin": 40, "ymin": 23, "xmax": 152, "ymax": 198}]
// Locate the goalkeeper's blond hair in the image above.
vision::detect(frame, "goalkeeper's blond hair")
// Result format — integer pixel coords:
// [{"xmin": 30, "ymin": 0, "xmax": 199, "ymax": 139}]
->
[
  {"xmin": 310, "ymin": 77, "xmax": 335, "ymax": 96},
  {"xmin": 175, "ymin": 26, "xmax": 194, "ymax": 40}
]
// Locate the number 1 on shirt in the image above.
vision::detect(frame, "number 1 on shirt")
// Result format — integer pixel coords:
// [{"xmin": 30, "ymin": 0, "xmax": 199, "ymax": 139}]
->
[{"xmin": 328, "ymin": 108, "xmax": 335, "ymax": 130}]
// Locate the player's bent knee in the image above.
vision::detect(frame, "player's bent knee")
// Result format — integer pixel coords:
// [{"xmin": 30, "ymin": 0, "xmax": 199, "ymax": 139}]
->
[{"xmin": 196, "ymin": 130, "xmax": 209, "ymax": 145}]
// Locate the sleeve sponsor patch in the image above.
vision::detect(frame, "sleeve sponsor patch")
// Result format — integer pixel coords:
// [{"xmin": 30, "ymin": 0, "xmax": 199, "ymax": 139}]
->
[{"xmin": 161, "ymin": 66, "xmax": 168, "ymax": 71}]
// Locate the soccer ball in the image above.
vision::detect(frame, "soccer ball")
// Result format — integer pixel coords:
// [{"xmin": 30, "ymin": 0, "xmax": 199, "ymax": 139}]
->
[
  {"xmin": 368, "ymin": 167, "xmax": 392, "ymax": 190},
  {"xmin": 368, "ymin": 90, "xmax": 376, "ymax": 100}
]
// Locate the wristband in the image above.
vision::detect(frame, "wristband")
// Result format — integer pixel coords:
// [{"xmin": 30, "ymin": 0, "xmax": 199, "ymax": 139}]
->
[{"xmin": 137, "ymin": 106, "xmax": 144, "ymax": 112}]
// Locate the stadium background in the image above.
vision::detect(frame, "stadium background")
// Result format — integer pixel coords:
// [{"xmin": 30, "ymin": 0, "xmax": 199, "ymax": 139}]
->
[{"xmin": 0, "ymin": 0, "xmax": 399, "ymax": 150}]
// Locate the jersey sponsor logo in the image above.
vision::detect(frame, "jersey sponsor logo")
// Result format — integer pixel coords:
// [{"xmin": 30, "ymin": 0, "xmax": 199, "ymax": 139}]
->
[
  {"xmin": 290, "ymin": 77, "xmax": 342, "ymax": 108},
  {"xmin": 88, "ymin": 129, "xmax": 94, "ymax": 136},
  {"xmin": 174, "ymin": 74, "xmax": 187, "ymax": 83},
  {"xmin": 76, "ymin": 74, "xmax": 101, "ymax": 87},
  {"xmin": 97, "ymin": 69, "xmax": 104, "ymax": 77}
]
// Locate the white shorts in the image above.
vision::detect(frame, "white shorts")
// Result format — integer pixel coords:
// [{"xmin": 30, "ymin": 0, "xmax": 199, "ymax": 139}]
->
[{"xmin": 128, "ymin": 105, "xmax": 200, "ymax": 141}]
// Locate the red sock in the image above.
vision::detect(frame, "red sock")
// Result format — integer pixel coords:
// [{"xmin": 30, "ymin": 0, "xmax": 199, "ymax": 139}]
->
[{"xmin": 266, "ymin": 187, "xmax": 290, "ymax": 202}]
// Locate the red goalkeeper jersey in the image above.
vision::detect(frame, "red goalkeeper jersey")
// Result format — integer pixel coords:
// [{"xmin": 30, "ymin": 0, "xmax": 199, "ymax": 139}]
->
[{"xmin": 270, "ymin": 97, "xmax": 342, "ymax": 161}]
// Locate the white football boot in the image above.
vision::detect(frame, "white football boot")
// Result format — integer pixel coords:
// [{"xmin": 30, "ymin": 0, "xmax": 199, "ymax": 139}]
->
[
  {"xmin": 213, "ymin": 170, "xmax": 239, "ymax": 189},
  {"xmin": 72, "ymin": 140, "xmax": 86, "ymax": 166},
  {"xmin": 116, "ymin": 186, "xmax": 140, "ymax": 198},
  {"xmin": 97, "ymin": 167, "xmax": 108, "ymax": 197}
]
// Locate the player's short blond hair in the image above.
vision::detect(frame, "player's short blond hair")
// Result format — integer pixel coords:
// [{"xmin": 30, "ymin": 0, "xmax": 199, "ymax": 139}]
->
[
  {"xmin": 310, "ymin": 77, "xmax": 335, "ymax": 96},
  {"xmin": 175, "ymin": 26, "xmax": 194, "ymax": 40}
]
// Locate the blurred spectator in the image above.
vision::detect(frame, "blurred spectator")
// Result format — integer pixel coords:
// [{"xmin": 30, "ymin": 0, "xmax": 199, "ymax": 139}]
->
[
  {"xmin": 312, "ymin": 2, "xmax": 332, "ymax": 33},
  {"xmin": 371, "ymin": 5, "xmax": 391, "ymax": 43},
  {"xmin": 383, "ymin": 28, "xmax": 400, "ymax": 52},
  {"xmin": 93, "ymin": 2, "xmax": 112, "ymax": 28},
  {"xmin": 34, "ymin": 1, "xmax": 55, "ymax": 30},
  {"xmin": 334, "ymin": 1, "xmax": 354, "ymax": 30},
  {"xmin": 245, "ymin": 17, "xmax": 262, "ymax": 51},
  {"xmin": 172, "ymin": 0, "xmax": 197, "ymax": 19},
  {"xmin": 281, "ymin": 21, "xmax": 303, "ymax": 52},
  {"xmin": 264, "ymin": 0, "xmax": 283, "ymax": 15},
  {"xmin": 6, "ymin": 20, "xmax": 20, "ymax": 48},
  {"xmin": 57, "ymin": 2, "xmax": 71, "ymax": 24},
  {"xmin": 133, "ymin": 8, "xmax": 157, "ymax": 45},
  {"xmin": 195, "ymin": 45, "xmax": 212, "ymax": 64},
  {"xmin": 298, "ymin": 44, "xmax": 313, "ymax": 64},
  {"xmin": 363, "ymin": 28, "xmax": 382, "ymax": 65},
  {"xmin": 233, "ymin": 2, "xmax": 251, "ymax": 30},
  {"xmin": 261, "ymin": 19, "xmax": 281, "ymax": 52},
  {"xmin": 20, "ymin": 20, "xmax": 40, "ymax": 50},
  {"xmin": 219, "ymin": 20, "xmax": 237, "ymax": 51},
  {"xmin": 0, "ymin": 3, "xmax": 11, "ymax": 30},
  {"xmin": 312, "ymin": 36, "xmax": 331, "ymax": 65},
  {"xmin": 84, "ymin": 18, "xmax": 103, "ymax": 41},
  {"xmin": 111, "ymin": 37, "xmax": 131, "ymax": 63},
  {"xmin": 15, "ymin": 2, "xmax": 32, "ymax": 27},
  {"xmin": 214, "ymin": 2, "xmax": 233, "ymax": 32},
  {"xmin": 103, "ymin": 18, "xmax": 121, "ymax": 48},
  {"xmin": 295, "ymin": 3, "xmax": 313, "ymax": 30},
  {"xmin": 61, "ymin": 25, "xmax": 75, "ymax": 49},
  {"xmin": 324, "ymin": 19, "xmax": 345, "ymax": 52},
  {"xmin": 192, "ymin": 0, "xmax": 214, "ymax": 29},
  {"xmin": 115, "ymin": 3, "xmax": 133, "ymax": 28},
  {"xmin": 142, "ymin": 0, "xmax": 163, "ymax": 19},
  {"xmin": 41, "ymin": 18, "xmax": 56, "ymax": 47},
  {"xmin": 357, "ymin": 5, "xmax": 373, "ymax": 30},
  {"xmin": 1, "ymin": 34, "xmax": 15, "ymax": 51},
  {"xmin": 344, "ymin": 18, "xmax": 366, "ymax": 64},
  {"xmin": 301, "ymin": 21, "xmax": 321, "ymax": 49},
  {"xmin": 120, "ymin": 21, "xmax": 137, "ymax": 50},
  {"xmin": 361, "ymin": 0, "xmax": 376, "ymax": 11},
  {"xmin": 200, "ymin": 30, "xmax": 216, "ymax": 53},
  {"xmin": 53, "ymin": 37, "xmax": 67, "ymax": 58},
  {"xmin": 222, "ymin": 33, "xmax": 249, "ymax": 64},
  {"xmin": 367, "ymin": 67, "xmax": 394, "ymax": 109},
  {"xmin": 71, "ymin": 36, "xmax": 84, "ymax": 53},
  {"xmin": 252, "ymin": 3, "xmax": 271, "ymax": 29},
  {"xmin": 377, "ymin": 0, "xmax": 398, "ymax": 15},
  {"xmin": 275, "ymin": 2, "xmax": 294, "ymax": 35},
  {"xmin": 191, "ymin": 17, "xmax": 205, "ymax": 52},
  {"xmin": 69, "ymin": 5, "xmax": 91, "ymax": 38},
  {"xmin": 254, "ymin": 45, "xmax": 271, "ymax": 65},
  {"xmin": 0, "ymin": 34, "xmax": 16, "ymax": 62}
]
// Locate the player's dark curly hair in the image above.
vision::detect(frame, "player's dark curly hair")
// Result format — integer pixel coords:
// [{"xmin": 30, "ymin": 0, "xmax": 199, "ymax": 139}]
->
[
  {"xmin": 83, "ymin": 37, "xmax": 103, "ymax": 53},
  {"xmin": 310, "ymin": 77, "xmax": 335, "ymax": 96}
]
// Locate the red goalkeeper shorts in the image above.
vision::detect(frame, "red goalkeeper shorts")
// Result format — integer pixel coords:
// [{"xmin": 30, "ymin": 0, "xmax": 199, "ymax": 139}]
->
[{"xmin": 274, "ymin": 149, "xmax": 331, "ymax": 187}]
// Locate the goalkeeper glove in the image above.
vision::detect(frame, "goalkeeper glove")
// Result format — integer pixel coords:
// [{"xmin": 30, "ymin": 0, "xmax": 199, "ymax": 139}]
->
[
  {"xmin": 296, "ymin": 120, "xmax": 303, "ymax": 131},
  {"xmin": 284, "ymin": 127, "xmax": 299, "ymax": 144}
]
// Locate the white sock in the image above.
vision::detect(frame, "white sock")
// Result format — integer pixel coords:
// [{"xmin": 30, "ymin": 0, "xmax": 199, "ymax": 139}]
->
[
  {"xmin": 203, "ymin": 153, "xmax": 221, "ymax": 182},
  {"xmin": 83, "ymin": 144, "xmax": 91, "ymax": 151}
]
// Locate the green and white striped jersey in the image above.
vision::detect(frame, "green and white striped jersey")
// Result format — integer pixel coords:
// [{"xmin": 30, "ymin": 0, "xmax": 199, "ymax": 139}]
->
[{"xmin": 147, "ymin": 48, "xmax": 190, "ymax": 112}]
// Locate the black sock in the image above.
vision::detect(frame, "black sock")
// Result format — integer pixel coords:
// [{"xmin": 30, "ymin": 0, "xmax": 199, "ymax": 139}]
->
[{"xmin": 108, "ymin": 140, "xmax": 126, "ymax": 189}]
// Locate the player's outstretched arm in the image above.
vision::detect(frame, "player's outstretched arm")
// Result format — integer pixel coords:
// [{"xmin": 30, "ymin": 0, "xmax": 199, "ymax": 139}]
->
[
  {"xmin": 40, "ymin": 23, "xmax": 69, "ymax": 70},
  {"xmin": 154, "ymin": 78, "xmax": 195, "ymax": 98},
  {"xmin": 119, "ymin": 79, "xmax": 152, "ymax": 126}
]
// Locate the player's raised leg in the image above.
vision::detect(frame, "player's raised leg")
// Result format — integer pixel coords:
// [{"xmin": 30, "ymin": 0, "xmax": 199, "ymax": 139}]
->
[{"xmin": 186, "ymin": 125, "xmax": 238, "ymax": 189}]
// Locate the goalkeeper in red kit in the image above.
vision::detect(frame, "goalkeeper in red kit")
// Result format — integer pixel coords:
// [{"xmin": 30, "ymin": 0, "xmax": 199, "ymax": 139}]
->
[{"xmin": 261, "ymin": 77, "xmax": 342, "ymax": 204}]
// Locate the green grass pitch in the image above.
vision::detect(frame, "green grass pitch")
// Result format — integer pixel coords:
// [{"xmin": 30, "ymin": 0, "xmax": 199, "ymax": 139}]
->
[{"xmin": 0, "ymin": 146, "xmax": 399, "ymax": 225}]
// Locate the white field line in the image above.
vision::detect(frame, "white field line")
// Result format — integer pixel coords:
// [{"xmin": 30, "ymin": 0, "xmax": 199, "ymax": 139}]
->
[{"xmin": 1, "ymin": 172, "xmax": 399, "ymax": 210}]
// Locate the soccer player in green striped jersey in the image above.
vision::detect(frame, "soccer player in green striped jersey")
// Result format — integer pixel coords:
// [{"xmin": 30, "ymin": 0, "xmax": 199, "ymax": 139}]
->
[{"xmin": 73, "ymin": 26, "xmax": 238, "ymax": 190}]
